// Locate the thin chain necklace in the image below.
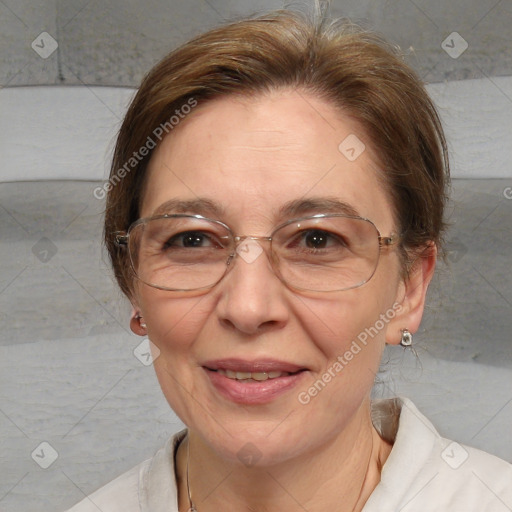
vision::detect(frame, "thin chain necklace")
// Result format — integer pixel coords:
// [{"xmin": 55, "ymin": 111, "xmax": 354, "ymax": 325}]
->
[
  {"xmin": 186, "ymin": 433, "xmax": 197, "ymax": 512},
  {"xmin": 184, "ymin": 432, "xmax": 374, "ymax": 512}
]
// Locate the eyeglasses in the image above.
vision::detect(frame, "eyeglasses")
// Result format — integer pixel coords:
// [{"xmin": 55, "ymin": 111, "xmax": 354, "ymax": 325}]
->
[{"xmin": 114, "ymin": 214, "xmax": 398, "ymax": 292}]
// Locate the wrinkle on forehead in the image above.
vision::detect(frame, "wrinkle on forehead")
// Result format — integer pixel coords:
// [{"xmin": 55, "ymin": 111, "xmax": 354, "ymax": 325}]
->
[{"xmin": 141, "ymin": 89, "xmax": 396, "ymax": 234}]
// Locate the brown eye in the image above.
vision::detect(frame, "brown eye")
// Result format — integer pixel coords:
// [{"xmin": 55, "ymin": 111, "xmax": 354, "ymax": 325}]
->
[
  {"xmin": 304, "ymin": 230, "xmax": 329, "ymax": 249},
  {"xmin": 299, "ymin": 229, "xmax": 347, "ymax": 250},
  {"xmin": 165, "ymin": 231, "xmax": 215, "ymax": 249}
]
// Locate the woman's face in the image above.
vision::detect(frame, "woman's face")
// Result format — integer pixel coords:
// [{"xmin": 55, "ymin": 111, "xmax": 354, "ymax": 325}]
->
[{"xmin": 133, "ymin": 89, "xmax": 414, "ymax": 465}]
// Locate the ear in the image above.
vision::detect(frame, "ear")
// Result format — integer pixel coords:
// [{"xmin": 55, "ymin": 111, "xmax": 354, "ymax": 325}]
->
[
  {"xmin": 386, "ymin": 243, "xmax": 437, "ymax": 345},
  {"xmin": 129, "ymin": 304, "xmax": 147, "ymax": 336}
]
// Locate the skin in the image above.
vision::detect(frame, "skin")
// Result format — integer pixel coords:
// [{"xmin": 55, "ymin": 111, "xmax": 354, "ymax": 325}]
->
[{"xmin": 129, "ymin": 89, "xmax": 436, "ymax": 511}]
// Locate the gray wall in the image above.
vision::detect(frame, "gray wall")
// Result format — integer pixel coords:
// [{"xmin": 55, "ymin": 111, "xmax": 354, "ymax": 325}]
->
[{"xmin": 1, "ymin": 0, "xmax": 511, "ymax": 87}]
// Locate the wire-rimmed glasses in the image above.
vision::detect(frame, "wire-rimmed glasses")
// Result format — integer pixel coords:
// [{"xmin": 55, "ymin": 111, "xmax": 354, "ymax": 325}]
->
[{"xmin": 114, "ymin": 213, "xmax": 398, "ymax": 292}]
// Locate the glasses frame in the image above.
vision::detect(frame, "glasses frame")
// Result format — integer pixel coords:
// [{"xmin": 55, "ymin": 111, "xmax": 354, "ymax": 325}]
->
[{"xmin": 114, "ymin": 213, "xmax": 399, "ymax": 293}]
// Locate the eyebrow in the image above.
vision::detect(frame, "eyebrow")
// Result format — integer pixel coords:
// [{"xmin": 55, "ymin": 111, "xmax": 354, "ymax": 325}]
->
[
  {"xmin": 279, "ymin": 197, "xmax": 360, "ymax": 218},
  {"xmin": 151, "ymin": 198, "xmax": 225, "ymax": 217},
  {"xmin": 150, "ymin": 196, "xmax": 360, "ymax": 220}
]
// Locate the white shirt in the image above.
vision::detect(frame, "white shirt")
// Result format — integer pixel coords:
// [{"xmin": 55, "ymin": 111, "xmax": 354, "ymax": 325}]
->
[{"xmin": 65, "ymin": 397, "xmax": 512, "ymax": 511}]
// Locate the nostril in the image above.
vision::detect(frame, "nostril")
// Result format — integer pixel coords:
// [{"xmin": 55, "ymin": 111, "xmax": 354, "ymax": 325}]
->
[
  {"xmin": 219, "ymin": 317, "xmax": 236, "ymax": 331},
  {"xmin": 219, "ymin": 316, "xmax": 282, "ymax": 334}
]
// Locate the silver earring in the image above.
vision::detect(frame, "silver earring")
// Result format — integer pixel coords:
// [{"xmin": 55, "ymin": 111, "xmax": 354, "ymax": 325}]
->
[{"xmin": 400, "ymin": 329, "xmax": 413, "ymax": 347}]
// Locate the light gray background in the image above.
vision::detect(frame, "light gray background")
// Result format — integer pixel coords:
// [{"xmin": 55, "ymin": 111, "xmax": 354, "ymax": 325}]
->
[
  {"xmin": 0, "ymin": 1, "xmax": 511, "ymax": 511},
  {"xmin": 1, "ymin": 0, "xmax": 512, "ymax": 86}
]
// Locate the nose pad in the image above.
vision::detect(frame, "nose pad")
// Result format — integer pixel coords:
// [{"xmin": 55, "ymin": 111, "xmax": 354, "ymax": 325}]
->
[{"xmin": 221, "ymin": 236, "xmax": 276, "ymax": 286}]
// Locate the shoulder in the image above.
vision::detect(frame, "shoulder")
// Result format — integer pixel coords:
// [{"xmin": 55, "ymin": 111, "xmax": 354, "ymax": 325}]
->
[
  {"xmin": 366, "ymin": 397, "xmax": 512, "ymax": 512},
  {"xmin": 64, "ymin": 428, "xmax": 187, "ymax": 512},
  {"xmin": 404, "ymin": 442, "xmax": 512, "ymax": 511}
]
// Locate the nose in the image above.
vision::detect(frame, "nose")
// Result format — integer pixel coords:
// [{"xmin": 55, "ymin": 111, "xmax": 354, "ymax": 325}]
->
[{"xmin": 215, "ymin": 239, "xmax": 290, "ymax": 335}]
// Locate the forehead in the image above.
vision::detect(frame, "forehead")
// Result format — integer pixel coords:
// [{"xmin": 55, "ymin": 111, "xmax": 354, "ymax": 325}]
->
[{"xmin": 141, "ymin": 89, "xmax": 395, "ymax": 231}]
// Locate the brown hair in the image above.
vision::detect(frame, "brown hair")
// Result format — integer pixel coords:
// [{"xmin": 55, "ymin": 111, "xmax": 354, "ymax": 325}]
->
[{"xmin": 104, "ymin": 9, "xmax": 449, "ymax": 298}]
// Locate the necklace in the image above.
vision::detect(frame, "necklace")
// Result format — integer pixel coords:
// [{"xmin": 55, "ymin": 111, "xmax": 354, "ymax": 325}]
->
[
  {"xmin": 184, "ymin": 431, "xmax": 374, "ymax": 512},
  {"xmin": 186, "ymin": 433, "xmax": 197, "ymax": 512}
]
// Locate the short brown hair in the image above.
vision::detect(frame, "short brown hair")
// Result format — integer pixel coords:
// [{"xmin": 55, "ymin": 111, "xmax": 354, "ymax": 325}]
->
[{"xmin": 104, "ymin": 9, "xmax": 449, "ymax": 298}]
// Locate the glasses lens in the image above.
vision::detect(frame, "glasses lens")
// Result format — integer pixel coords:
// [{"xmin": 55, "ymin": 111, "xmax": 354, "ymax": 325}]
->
[
  {"xmin": 272, "ymin": 216, "xmax": 380, "ymax": 291},
  {"xmin": 128, "ymin": 216, "xmax": 232, "ymax": 291}
]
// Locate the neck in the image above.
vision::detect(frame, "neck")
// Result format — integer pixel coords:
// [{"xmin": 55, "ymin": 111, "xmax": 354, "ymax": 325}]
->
[{"xmin": 176, "ymin": 402, "xmax": 391, "ymax": 512}]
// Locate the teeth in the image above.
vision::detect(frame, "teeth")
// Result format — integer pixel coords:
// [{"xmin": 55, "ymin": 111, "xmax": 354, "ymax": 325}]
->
[
  {"xmin": 252, "ymin": 372, "xmax": 271, "ymax": 381},
  {"xmin": 217, "ymin": 369, "xmax": 291, "ymax": 380}
]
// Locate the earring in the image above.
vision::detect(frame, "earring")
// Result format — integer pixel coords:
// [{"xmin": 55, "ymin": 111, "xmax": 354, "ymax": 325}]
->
[
  {"xmin": 134, "ymin": 313, "xmax": 147, "ymax": 330},
  {"xmin": 400, "ymin": 329, "xmax": 413, "ymax": 347}
]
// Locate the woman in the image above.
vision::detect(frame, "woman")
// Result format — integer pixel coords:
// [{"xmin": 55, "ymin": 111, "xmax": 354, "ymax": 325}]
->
[{"xmin": 68, "ymin": 7, "xmax": 512, "ymax": 512}]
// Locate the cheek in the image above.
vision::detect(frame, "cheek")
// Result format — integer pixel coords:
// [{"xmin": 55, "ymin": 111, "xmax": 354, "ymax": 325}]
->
[
  {"xmin": 293, "ymin": 291, "xmax": 396, "ymax": 425},
  {"xmin": 297, "ymin": 288, "xmax": 394, "ymax": 356},
  {"xmin": 294, "ymin": 274, "xmax": 400, "ymax": 390},
  {"xmin": 138, "ymin": 290, "xmax": 216, "ymax": 425},
  {"xmin": 294, "ymin": 247, "xmax": 403, "ymax": 351},
  {"xmin": 139, "ymin": 289, "xmax": 213, "ymax": 357}
]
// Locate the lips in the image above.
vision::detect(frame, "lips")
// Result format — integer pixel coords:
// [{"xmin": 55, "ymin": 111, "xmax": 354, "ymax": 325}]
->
[{"xmin": 202, "ymin": 358, "xmax": 308, "ymax": 404}]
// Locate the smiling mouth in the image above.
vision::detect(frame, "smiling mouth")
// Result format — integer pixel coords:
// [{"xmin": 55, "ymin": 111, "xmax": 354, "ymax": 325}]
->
[
  {"xmin": 214, "ymin": 369, "xmax": 299, "ymax": 381},
  {"xmin": 203, "ymin": 364, "xmax": 308, "ymax": 404}
]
